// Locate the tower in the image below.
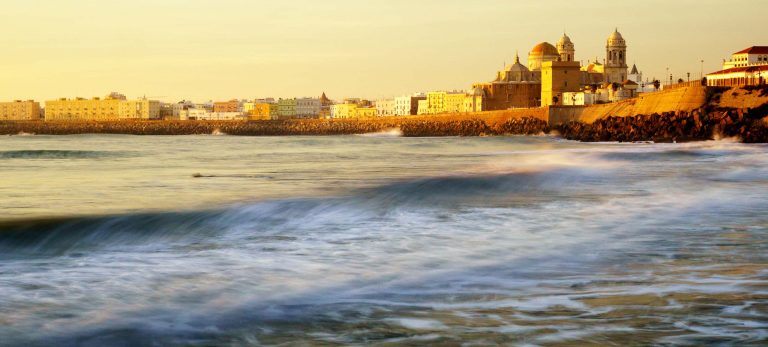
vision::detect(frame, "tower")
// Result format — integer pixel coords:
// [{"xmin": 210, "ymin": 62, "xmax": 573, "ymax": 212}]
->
[
  {"xmin": 557, "ymin": 33, "xmax": 575, "ymax": 62},
  {"xmin": 604, "ymin": 28, "xmax": 628, "ymax": 84}
]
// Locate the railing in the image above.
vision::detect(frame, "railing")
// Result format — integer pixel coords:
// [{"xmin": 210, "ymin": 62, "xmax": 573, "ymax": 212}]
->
[{"xmin": 662, "ymin": 80, "xmax": 702, "ymax": 91}]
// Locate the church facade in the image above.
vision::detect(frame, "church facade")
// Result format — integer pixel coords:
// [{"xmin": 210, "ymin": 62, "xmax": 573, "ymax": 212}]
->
[{"xmin": 473, "ymin": 29, "xmax": 631, "ymax": 109}]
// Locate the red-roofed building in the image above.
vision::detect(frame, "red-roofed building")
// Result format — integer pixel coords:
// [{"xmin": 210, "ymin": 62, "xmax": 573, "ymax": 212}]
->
[
  {"xmin": 706, "ymin": 65, "xmax": 768, "ymax": 87},
  {"xmin": 722, "ymin": 46, "xmax": 768, "ymax": 69},
  {"xmin": 706, "ymin": 46, "xmax": 768, "ymax": 87}
]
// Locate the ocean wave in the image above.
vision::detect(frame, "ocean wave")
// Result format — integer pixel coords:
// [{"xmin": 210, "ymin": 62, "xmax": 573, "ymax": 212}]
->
[
  {"xmin": 0, "ymin": 166, "xmax": 604, "ymax": 256},
  {"xmin": 0, "ymin": 150, "xmax": 129, "ymax": 159},
  {"xmin": 356, "ymin": 128, "xmax": 403, "ymax": 137}
]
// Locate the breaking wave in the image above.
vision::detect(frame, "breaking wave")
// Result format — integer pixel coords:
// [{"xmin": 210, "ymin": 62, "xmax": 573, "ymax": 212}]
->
[
  {"xmin": 357, "ymin": 128, "xmax": 403, "ymax": 137},
  {"xmin": 0, "ymin": 166, "xmax": 603, "ymax": 257}
]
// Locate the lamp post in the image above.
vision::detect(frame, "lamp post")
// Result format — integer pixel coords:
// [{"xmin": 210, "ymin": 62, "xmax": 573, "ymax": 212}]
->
[
  {"xmin": 700, "ymin": 60, "xmax": 704, "ymax": 79},
  {"xmin": 687, "ymin": 72, "xmax": 690, "ymax": 83}
]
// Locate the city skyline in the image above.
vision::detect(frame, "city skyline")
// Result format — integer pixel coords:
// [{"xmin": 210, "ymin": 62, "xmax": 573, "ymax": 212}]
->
[{"xmin": 0, "ymin": 0, "xmax": 766, "ymax": 102}]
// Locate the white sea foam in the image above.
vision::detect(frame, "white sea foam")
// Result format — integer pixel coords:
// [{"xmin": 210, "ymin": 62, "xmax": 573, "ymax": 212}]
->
[
  {"xmin": 1, "ymin": 136, "xmax": 767, "ymax": 345},
  {"xmin": 357, "ymin": 127, "xmax": 403, "ymax": 137}
]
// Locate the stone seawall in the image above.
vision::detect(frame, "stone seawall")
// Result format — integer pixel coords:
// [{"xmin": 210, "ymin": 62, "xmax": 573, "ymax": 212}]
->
[
  {"xmin": 555, "ymin": 104, "xmax": 768, "ymax": 143},
  {"xmin": 0, "ymin": 111, "xmax": 548, "ymax": 137},
  {"xmin": 554, "ymin": 85, "xmax": 768, "ymax": 143},
  {"xmin": 549, "ymin": 85, "xmax": 708, "ymax": 125}
]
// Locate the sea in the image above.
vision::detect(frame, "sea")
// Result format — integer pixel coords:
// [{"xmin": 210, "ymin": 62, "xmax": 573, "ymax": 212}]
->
[{"xmin": 0, "ymin": 133, "xmax": 766, "ymax": 346}]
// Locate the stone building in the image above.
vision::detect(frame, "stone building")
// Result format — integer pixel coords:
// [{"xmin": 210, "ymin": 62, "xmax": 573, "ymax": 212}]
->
[
  {"xmin": 556, "ymin": 34, "xmax": 575, "ymax": 62},
  {"xmin": 472, "ymin": 29, "xmax": 634, "ymax": 108},
  {"xmin": 604, "ymin": 29, "xmax": 629, "ymax": 84},
  {"xmin": 541, "ymin": 61, "xmax": 581, "ymax": 106},
  {"xmin": 0, "ymin": 100, "xmax": 41, "ymax": 121},
  {"xmin": 472, "ymin": 53, "xmax": 541, "ymax": 110}
]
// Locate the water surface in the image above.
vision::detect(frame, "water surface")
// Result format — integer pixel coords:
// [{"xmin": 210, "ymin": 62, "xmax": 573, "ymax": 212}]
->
[{"xmin": 0, "ymin": 134, "xmax": 766, "ymax": 346}]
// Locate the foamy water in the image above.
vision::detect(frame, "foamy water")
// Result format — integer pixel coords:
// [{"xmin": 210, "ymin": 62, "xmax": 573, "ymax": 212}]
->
[{"xmin": 0, "ymin": 135, "xmax": 766, "ymax": 346}]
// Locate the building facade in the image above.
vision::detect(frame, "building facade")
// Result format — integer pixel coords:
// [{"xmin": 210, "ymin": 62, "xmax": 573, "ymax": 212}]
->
[
  {"xmin": 45, "ymin": 93, "xmax": 160, "ymax": 121},
  {"xmin": 722, "ymin": 46, "xmax": 768, "ymax": 69},
  {"xmin": 179, "ymin": 109, "xmax": 247, "ymax": 121},
  {"xmin": 330, "ymin": 103, "xmax": 358, "ymax": 119},
  {"xmin": 604, "ymin": 29, "xmax": 629, "ymax": 84},
  {"xmin": 0, "ymin": 100, "xmax": 41, "ymax": 121},
  {"xmin": 356, "ymin": 107, "xmax": 377, "ymax": 118},
  {"xmin": 541, "ymin": 61, "xmax": 581, "ymax": 106},
  {"xmin": 277, "ymin": 98, "xmax": 297, "ymax": 119},
  {"xmin": 472, "ymin": 53, "xmax": 541, "ymax": 110},
  {"xmin": 394, "ymin": 95, "xmax": 425, "ymax": 116},
  {"xmin": 213, "ymin": 100, "xmax": 242, "ymax": 113},
  {"xmin": 376, "ymin": 99, "xmax": 395, "ymax": 116},
  {"xmin": 707, "ymin": 46, "xmax": 768, "ymax": 87},
  {"xmin": 295, "ymin": 97, "xmax": 321, "ymax": 118},
  {"xmin": 249, "ymin": 103, "xmax": 278, "ymax": 120}
]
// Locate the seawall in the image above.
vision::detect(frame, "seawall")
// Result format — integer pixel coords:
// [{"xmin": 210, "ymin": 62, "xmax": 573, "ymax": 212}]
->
[
  {"xmin": 548, "ymin": 84, "xmax": 708, "ymax": 125},
  {"xmin": 555, "ymin": 86, "xmax": 768, "ymax": 142},
  {"xmin": 0, "ymin": 109, "xmax": 549, "ymax": 137}
]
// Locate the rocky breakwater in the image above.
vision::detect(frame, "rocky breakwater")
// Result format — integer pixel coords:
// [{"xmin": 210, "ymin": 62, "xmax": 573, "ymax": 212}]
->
[
  {"xmin": 400, "ymin": 117, "xmax": 548, "ymax": 137},
  {"xmin": 0, "ymin": 116, "xmax": 549, "ymax": 137},
  {"xmin": 555, "ymin": 103, "xmax": 768, "ymax": 143}
]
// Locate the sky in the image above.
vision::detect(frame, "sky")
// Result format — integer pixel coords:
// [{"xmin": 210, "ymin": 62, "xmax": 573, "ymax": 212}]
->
[{"xmin": 0, "ymin": 0, "xmax": 766, "ymax": 103}]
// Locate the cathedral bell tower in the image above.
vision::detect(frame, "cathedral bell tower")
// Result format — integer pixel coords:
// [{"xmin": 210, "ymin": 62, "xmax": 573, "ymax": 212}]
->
[
  {"xmin": 604, "ymin": 28, "xmax": 628, "ymax": 84},
  {"xmin": 556, "ymin": 33, "xmax": 575, "ymax": 62}
]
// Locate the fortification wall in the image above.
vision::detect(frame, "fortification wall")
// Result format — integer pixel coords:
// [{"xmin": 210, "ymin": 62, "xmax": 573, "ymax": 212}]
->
[{"xmin": 548, "ymin": 85, "xmax": 707, "ymax": 125}]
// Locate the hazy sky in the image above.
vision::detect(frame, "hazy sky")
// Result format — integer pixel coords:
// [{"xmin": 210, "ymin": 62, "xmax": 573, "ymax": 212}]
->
[{"xmin": 1, "ymin": 0, "xmax": 765, "ymax": 103}]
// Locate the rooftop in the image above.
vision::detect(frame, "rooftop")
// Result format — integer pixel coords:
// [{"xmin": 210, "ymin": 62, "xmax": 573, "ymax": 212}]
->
[
  {"xmin": 707, "ymin": 64, "xmax": 768, "ymax": 76},
  {"xmin": 734, "ymin": 46, "xmax": 768, "ymax": 55}
]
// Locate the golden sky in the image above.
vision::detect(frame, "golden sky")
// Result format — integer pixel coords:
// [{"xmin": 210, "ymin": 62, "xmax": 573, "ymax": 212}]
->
[{"xmin": 0, "ymin": 0, "xmax": 765, "ymax": 103}]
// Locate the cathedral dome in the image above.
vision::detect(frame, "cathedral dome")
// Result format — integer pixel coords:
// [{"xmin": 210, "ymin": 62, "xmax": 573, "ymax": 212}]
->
[
  {"xmin": 528, "ymin": 42, "xmax": 560, "ymax": 71},
  {"xmin": 557, "ymin": 34, "xmax": 572, "ymax": 46},
  {"xmin": 530, "ymin": 42, "xmax": 559, "ymax": 56},
  {"xmin": 504, "ymin": 52, "xmax": 529, "ymax": 72},
  {"xmin": 607, "ymin": 29, "xmax": 626, "ymax": 46},
  {"xmin": 470, "ymin": 87, "xmax": 485, "ymax": 97}
]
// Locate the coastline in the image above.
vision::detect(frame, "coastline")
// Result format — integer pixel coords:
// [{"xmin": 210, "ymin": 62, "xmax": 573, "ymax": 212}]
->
[{"xmin": 2, "ymin": 86, "xmax": 767, "ymax": 141}]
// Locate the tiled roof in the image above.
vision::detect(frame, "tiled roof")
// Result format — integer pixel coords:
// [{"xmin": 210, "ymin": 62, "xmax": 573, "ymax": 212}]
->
[
  {"xmin": 707, "ymin": 65, "xmax": 768, "ymax": 76},
  {"xmin": 734, "ymin": 46, "xmax": 768, "ymax": 54}
]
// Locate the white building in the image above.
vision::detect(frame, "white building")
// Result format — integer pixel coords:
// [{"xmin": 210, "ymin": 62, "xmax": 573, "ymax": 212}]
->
[
  {"xmin": 179, "ymin": 109, "xmax": 247, "ymax": 120},
  {"xmin": 394, "ymin": 94, "xmax": 426, "ymax": 116},
  {"xmin": 707, "ymin": 46, "xmax": 768, "ymax": 87},
  {"xmin": 376, "ymin": 99, "xmax": 395, "ymax": 116},
  {"xmin": 562, "ymin": 91, "xmax": 603, "ymax": 105},
  {"xmin": 722, "ymin": 46, "xmax": 768, "ymax": 69},
  {"xmin": 295, "ymin": 97, "xmax": 321, "ymax": 118}
]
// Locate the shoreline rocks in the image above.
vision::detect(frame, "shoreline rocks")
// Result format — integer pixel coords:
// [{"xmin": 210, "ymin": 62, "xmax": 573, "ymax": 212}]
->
[
  {"xmin": 0, "ymin": 117, "xmax": 550, "ymax": 138},
  {"xmin": 555, "ymin": 104, "xmax": 768, "ymax": 143}
]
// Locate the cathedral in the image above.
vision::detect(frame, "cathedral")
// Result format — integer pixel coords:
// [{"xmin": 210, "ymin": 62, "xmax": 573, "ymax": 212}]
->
[{"xmin": 473, "ymin": 29, "xmax": 633, "ymax": 110}]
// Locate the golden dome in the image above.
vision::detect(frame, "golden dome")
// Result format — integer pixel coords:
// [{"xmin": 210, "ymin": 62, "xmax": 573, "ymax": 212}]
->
[{"xmin": 529, "ymin": 42, "xmax": 559, "ymax": 56}]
